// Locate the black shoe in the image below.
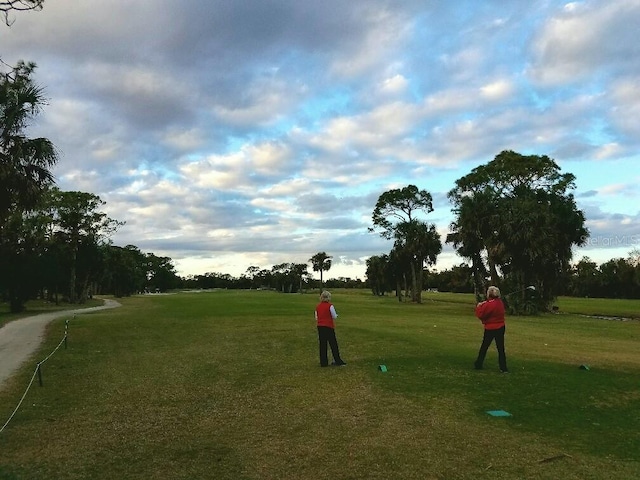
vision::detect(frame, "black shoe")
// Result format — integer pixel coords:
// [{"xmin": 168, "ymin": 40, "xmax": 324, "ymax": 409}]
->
[
  {"xmin": 331, "ymin": 361, "xmax": 347, "ymax": 366},
  {"xmin": 474, "ymin": 363, "xmax": 483, "ymax": 370},
  {"xmin": 320, "ymin": 364, "xmax": 329, "ymax": 368}
]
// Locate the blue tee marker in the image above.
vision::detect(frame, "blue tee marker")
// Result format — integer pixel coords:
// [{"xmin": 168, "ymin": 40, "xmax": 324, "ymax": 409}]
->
[
  {"xmin": 486, "ymin": 410, "xmax": 512, "ymax": 417},
  {"xmin": 378, "ymin": 364, "xmax": 388, "ymax": 372}
]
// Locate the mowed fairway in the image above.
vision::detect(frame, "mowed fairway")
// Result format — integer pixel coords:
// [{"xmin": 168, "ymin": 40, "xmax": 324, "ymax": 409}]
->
[{"xmin": 0, "ymin": 290, "xmax": 639, "ymax": 479}]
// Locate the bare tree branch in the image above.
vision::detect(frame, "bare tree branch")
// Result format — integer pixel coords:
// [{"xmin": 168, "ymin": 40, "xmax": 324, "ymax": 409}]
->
[{"xmin": 1, "ymin": 0, "xmax": 44, "ymax": 26}]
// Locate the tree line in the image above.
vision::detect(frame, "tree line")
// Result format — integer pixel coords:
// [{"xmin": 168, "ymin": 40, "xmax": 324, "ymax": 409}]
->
[
  {"xmin": 405, "ymin": 253, "xmax": 640, "ymax": 301},
  {"xmin": 559, "ymin": 253, "xmax": 640, "ymax": 299},
  {"xmin": 0, "ymin": 183, "xmax": 185, "ymax": 311},
  {"xmin": 182, "ymin": 258, "xmax": 363, "ymax": 293}
]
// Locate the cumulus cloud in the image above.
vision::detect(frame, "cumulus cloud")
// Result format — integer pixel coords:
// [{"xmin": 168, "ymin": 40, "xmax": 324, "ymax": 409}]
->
[
  {"xmin": 576, "ymin": 203, "xmax": 640, "ymax": 261},
  {"xmin": 479, "ymin": 79, "xmax": 515, "ymax": 101},
  {"xmin": 3, "ymin": 0, "xmax": 638, "ymax": 278},
  {"xmin": 378, "ymin": 74, "xmax": 409, "ymax": 96},
  {"xmin": 608, "ymin": 79, "xmax": 640, "ymax": 139},
  {"xmin": 328, "ymin": 6, "xmax": 412, "ymax": 78},
  {"xmin": 528, "ymin": 0, "xmax": 640, "ymax": 85},
  {"xmin": 598, "ymin": 182, "xmax": 640, "ymax": 197}
]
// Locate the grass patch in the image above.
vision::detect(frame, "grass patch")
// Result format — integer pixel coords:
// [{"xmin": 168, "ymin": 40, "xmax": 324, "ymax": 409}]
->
[
  {"xmin": 0, "ymin": 290, "xmax": 639, "ymax": 479},
  {"xmin": 554, "ymin": 296, "xmax": 640, "ymax": 319}
]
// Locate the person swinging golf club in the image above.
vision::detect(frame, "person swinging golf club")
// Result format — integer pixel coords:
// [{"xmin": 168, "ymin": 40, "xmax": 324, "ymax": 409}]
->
[{"xmin": 474, "ymin": 285, "xmax": 509, "ymax": 373}]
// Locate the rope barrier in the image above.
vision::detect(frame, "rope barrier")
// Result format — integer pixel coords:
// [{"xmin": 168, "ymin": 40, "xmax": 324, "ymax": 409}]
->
[{"xmin": 0, "ymin": 319, "xmax": 70, "ymax": 434}]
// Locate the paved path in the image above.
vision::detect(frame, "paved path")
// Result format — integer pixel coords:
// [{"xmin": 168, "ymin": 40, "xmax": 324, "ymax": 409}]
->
[{"xmin": 0, "ymin": 299, "xmax": 121, "ymax": 390}]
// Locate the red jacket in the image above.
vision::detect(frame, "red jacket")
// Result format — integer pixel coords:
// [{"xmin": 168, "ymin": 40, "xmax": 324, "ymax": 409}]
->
[
  {"xmin": 475, "ymin": 298, "xmax": 505, "ymax": 330},
  {"xmin": 316, "ymin": 302, "xmax": 336, "ymax": 329}
]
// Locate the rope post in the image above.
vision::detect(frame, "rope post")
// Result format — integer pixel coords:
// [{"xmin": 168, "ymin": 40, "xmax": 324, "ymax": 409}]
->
[
  {"xmin": 37, "ymin": 363, "xmax": 43, "ymax": 387},
  {"xmin": 64, "ymin": 319, "xmax": 69, "ymax": 349}
]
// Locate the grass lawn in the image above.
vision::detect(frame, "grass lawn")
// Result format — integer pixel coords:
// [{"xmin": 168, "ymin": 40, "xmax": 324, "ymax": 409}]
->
[
  {"xmin": 553, "ymin": 296, "xmax": 640, "ymax": 319},
  {"xmin": 0, "ymin": 290, "xmax": 638, "ymax": 479}
]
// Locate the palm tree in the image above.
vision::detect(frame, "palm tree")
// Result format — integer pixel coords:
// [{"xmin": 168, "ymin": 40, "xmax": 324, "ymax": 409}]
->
[
  {"xmin": 393, "ymin": 220, "xmax": 442, "ymax": 303},
  {"xmin": 309, "ymin": 252, "xmax": 332, "ymax": 290},
  {"xmin": 1, "ymin": 61, "xmax": 57, "ymax": 312},
  {"xmin": 1, "ymin": 61, "xmax": 57, "ymax": 224}
]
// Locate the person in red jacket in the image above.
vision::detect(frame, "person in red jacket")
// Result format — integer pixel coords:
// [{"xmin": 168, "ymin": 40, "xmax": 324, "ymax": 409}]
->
[
  {"xmin": 474, "ymin": 285, "xmax": 509, "ymax": 373},
  {"xmin": 315, "ymin": 290, "xmax": 346, "ymax": 367}
]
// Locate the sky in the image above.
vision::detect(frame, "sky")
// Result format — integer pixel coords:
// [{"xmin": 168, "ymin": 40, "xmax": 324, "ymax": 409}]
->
[{"xmin": 2, "ymin": 0, "xmax": 639, "ymax": 281}]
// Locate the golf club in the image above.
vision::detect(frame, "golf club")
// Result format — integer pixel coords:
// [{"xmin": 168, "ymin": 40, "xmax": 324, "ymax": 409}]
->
[{"xmin": 502, "ymin": 285, "xmax": 536, "ymax": 297}]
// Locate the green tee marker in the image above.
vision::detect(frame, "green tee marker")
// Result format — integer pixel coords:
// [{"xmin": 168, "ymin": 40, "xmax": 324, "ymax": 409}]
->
[
  {"xmin": 579, "ymin": 364, "xmax": 590, "ymax": 371},
  {"xmin": 378, "ymin": 364, "xmax": 387, "ymax": 372}
]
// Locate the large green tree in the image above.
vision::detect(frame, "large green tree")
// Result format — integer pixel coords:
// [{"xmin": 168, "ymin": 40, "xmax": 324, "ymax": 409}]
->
[
  {"xmin": 48, "ymin": 188, "xmax": 123, "ymax": 303},
  {"xmin": 271, "ymin": 262, "xmax": 308, "ymax": 293},
  {"xmin": 145, "ymin": 252, "xmax": 180, "ymax": 292},
  {"xmin": 370, "ymin": 185, "xmax": 442, "ymax": 303},
  {"xmin": 568, "ymin": 257, "xmax": 600, "ymax": 298},
  {"xmin": 309, "ymin": 251, "xmax": 332, "ymax": 290},
  {"xmin": 598, "ymin": 257, "xmax": 639, "ymax": 299},
  {"xmin": 244, "ymin": 265, "xmax": 261, "ymax": 289},
  {"xmin": 99, "ymin": 245, "xmax": 147, "ymax": 297},
  {"xmin": 447, "ymin": 150, "xmax": 588, "ymax": 313},
  {"xmin": 392, "ymin": 219, "xmax": 442, "ymax": 302},
  {"xmin": 291, "ymin": 262, "xmax": 310, "ymax": 293},
  {"xmin": 365, "ymin": 254, "xmax": 391, "ymax": 296}
]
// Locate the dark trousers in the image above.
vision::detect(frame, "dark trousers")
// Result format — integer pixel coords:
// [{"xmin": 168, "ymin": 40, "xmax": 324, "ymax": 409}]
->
[
  {"xmin": 317, "ymin": 326, "xmax": 342, "ymax": 366},
  {"xmin": 475, "ymin": 326, "xmax": 508, "ymax": 371}
]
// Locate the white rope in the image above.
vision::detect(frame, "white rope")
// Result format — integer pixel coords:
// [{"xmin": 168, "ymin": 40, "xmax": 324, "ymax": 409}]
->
[
  {"xmin": 38, "ymin": 334, "xmax": 67, "ymax": 365},
  {"xmin": 0, "ymin": 330, "xmax": 68, "ymax": 434},
  {"xmin": 0, "ymin": 367, "xmax": 39, "ymax": 433}
]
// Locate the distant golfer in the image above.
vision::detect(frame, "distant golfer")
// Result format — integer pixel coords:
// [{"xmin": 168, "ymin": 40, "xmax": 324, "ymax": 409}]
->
[
  {"xmin": 474, "ymin": 286, "xmax": 509, "ymax": 373},
  {"xmin": 315, "ymin": 290, "xmax": 347, "ymax": 367}
]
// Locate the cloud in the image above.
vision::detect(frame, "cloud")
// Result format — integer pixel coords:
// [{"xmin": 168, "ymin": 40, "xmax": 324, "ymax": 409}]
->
[
  {"xmin": 178, "ymin": 141, "xmax": 294, "ymax": 193},
  {"xmin": 593, "ymin": 143, "xmax": 624, "ymax": 160},
  {"xmin": 163, "ymin": 128, "xmax": 206, "ymax": 151},
  {"xmin": 4, "ymin": 0, "xmax": 639, "ymax": 279},
  {"xmin": 529, "ymin": 0, "xmax": 640, "ymax": 85},
  {"xmin": 598, "ymin": 182, "xmax": 640, "ymax": 197},
  {"xmin": 212, "ymin": 77, "xmax": 307, "ymax": 127},
  {"xmin": 479, "ymin": 79, "xmax": 515, "ymax": 101},
  {"xmin": 328, "ymin": 6, "xmax": 412, "ymax": 78},
  {"xmin": 608, "ymin": 79, "xmax": 640, "ymax": 139},
  {"xmin": 577, "ymin": 190, "xmax": 599, "ymax": 198},
  {"xmin": 378, "ymin": 74, "xmax": 409, "ymax": 96}
]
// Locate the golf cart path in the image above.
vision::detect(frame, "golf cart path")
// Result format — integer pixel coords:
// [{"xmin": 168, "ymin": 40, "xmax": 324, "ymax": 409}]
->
[{"xmin": 0, "ymin": 299, "xmax": 121, "ymax": 390}]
